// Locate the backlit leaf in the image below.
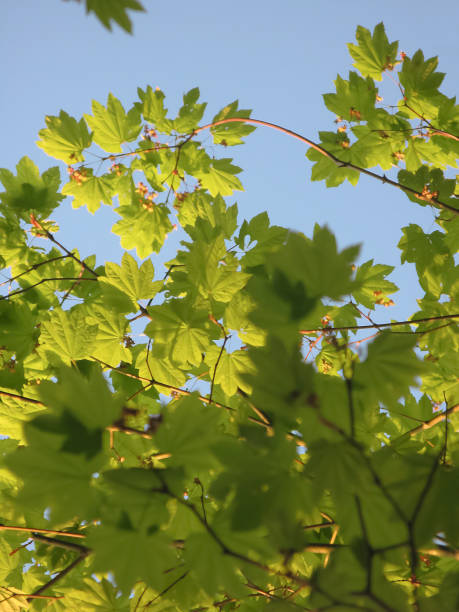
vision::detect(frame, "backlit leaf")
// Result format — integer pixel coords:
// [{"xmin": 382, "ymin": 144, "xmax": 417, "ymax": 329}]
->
[{"xmin": 85, "ymin": 93, "xmax": 141, "ymax": 152}]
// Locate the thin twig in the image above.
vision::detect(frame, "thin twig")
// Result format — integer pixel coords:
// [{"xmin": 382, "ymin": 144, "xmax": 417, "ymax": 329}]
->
[
  {"xmin": 91, "ymin": 356, "xmax": 236, "ymax": 413},
  {"xmin": 76, "ymin": 116, "xmax": 458, "ymax": 215},
  {"xmin": 209, "ymin": 335, "xmax": 229, "ymax": 404},
  {"xmin": 1, "ymin": 276, "xmax": 97, "ymax": 300},
  {"xmin": 300, "ymin": 313, "xmax": 459, "ymax": 334},
  {"xmin": 0, "ymin": 390, "xmax": 44, "ymax": 405},
  {"xmin": 31, "ymin": 533, "xmax": 89, "ymax": 555},
  {"xmin": 60, "ymin": 264, "xmax": 85, "ymax": 305},
  {"xmin": 395, "ymin": 403, "xmax": 459, "ymax": 441},
  {"xmin": 144, "ymin": 571, "xmax": 189, "ymax": 607},
  {"xmin": 0, "ymin": 255, "xmax": 70, "ymax": 287},
  {"xmin": 27, "ymin": 550, "xmax": 89, "ymax": 601},
  {"xmin": 30, "ymin": 215, "xmax": 99, "ymax": 277},
  {"xmin": 0, "ymin": 524, "xmax": 85, "ymax": 538}
]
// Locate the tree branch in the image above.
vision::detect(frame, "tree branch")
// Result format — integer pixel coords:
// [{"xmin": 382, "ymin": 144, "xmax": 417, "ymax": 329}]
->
[
  {"xmin": 30, "ymin": 215, "xmax": 99, "ymax": 277},
  {"xmin": 394, "ymin": 403, "xmax": 459, "ymax": 441},
  {"xmin": 191, "ymin": 118, "xmax": 459, "ymax": 216},
  {"xmin": 0, "ymin": 255, "xmax": 70, "ymax": 287},
  {"xmin": 1, "ymin": 276, "xmax": 97, "ymax": 300},
  {"xmin": 300, "ymin": 313, "xmax": 459, "ymax": 334},
  {"xmin": 0, "ymin": 524, "xmax": 85, "ymax": 538},
  {"xmin": 0, "ymin": 390, "xmax": 44, "ymax": 405},
  {"xmin": 27, "ymin": 551, "xmax": 89, "ymax": 601}
]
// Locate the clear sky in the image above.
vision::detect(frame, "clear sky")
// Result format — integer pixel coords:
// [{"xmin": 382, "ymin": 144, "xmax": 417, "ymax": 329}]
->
[{"xmin": 2, "ymin": 0, "xmax": 458, "ymax": 327}]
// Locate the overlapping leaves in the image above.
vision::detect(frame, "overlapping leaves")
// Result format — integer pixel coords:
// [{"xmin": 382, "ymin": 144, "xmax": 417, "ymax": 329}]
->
[{"xmin": 0, "ymin": 20, "xmax": 458, "ymax": 612}]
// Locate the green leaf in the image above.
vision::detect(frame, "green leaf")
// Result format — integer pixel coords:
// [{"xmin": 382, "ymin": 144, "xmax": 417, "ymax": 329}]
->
[
  {"xmin": 85, "ymin": 0, "xmax": 145, "ymax": 34},
  {"xmin": 83, "ymin": 303, "xmax": 132, "ymax": 365},
  {"xmin": 99, "ymin": 252, "xmax": 162, "ymax": 311},
  {"xmin": 185, "ymin": 532, "xmax": 246, "ymax": 597},
  {"xmin": 58, "ymin": 577, "xmax": 130, "ymax": 611},
  {"xmin": 352, "ymin": 259, "xmax": 398, "ymax": 309},
  {"xmin": 211, "ymin": 100, "xmax": 256, "ymax": 145},
  {"xmin": 323, "ymin": 72, "xmax": 377, "ymax": 122},
  {"xmin": 85, "ymin": 94, "xmax": 141, "ymax": 152},
  {"xmin": 347, "ymin": 22, "xmax": 398, "ymax": 81},
  {"xmin": 354, "ymin": 332, "xmax": 426, "ymax": 406},
  {"xmin": 204, "ymin": 345, "xmax": 253, "ymax": 396},
  {"xmin": 399, "ymin": 50, "xmax": 445, "ymax": 115},
  {"xmin": 398, "ymin": 224, "xmax": 454, "ymax": 297},
  {"xmin": 154, "ymin": 395, "xmax": 224, "ymax": 472},
  {"xmin": 0, "ymin": 395, "xmax": 44, "ymax": 444},
  {"xmin": 306, "ymin": 131, "xmax": 360, "ymax": 187},
  {"xmin": 135, "ymin": 85, "xmax": 173, "ymax": 133},
  {"xmin": 177, "ymin": 191, "xmax": 239, "ymax": 240},
  {"xmin": 88, "ymin": 524, "xmax": 176, "ymax": 594},
  {"xmin": 398, "ymin": 165, "xmax": 458, "ymax": 210},
  {"xmin": 268, "ymin": 226, "xmax": 360, "ymax": 300},
  {"xmin": 38, "ymin": 307, "xmax": 98, "ymax": 366},
  {"xmin": 184, "ymin": 234, "xmax": 250, "ymax": 303},
  {"xmin": 195, "ymin": 158, "xmax": 243, "ymax": 196},
  {"xmin": 174, "ymin": 87, "xmax": 207, "ymax": 133},
  {"xmin": 237, "ymin": 211, "xmax": 288, "ymax": 267},
  {"xmin": 62, "ymin": 169, "xmax": 116, "ymax": 214},
  {"xmin": 145, "ymin": 299, "xmax": 216, "ymax": 367},
  {"xmin": 37, "ymin": 366, "xmax": 123, "ymax": 429},
  {"xmin": 102, "ymin": 468, "xmax": 170, "ymax": 526},
  {"xmin": 242, "ymin": 337, "xmax": 315, "ymax": 425},
  {"xmin": 1, "ymin": 25, "xmax": 459, "ymax": 611},
  {"xmin": 36, "ymin": 110, "xmax": 92, "ymax": 163},
  {"xmin": 5, "ymin": 445, "xmax": 102, "ymax": 523},
  {"xmin": 112, "ymin": 202, "xmax": 172, "ymax": 258},
  {"xmin": 0, "ymin": 302, "xmax": 38, "ymax": 359},
  {"xmin": 0, "ymin": 157, "xmax": 63, "ymax": 221}
]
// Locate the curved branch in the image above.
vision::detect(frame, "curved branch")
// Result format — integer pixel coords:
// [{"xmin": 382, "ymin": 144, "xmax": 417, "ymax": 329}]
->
[{"xmin": 192, "ymin": 118, "xmax": 459, "ymax": 216}]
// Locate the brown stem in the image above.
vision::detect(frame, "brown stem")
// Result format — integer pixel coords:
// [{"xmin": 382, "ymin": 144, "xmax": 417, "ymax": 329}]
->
[
  {"xmin": 107, "ymin": 424, "xmax": 153, "ymax": 439},
  {"xmin": 395, "ymin": 403, "xmax": 459, "ymax": 441},
  {"xmin": 27, "ymin": 550, "xmax": 89, "ymax": 600},
  {"xmin": 0, "ymin": 524, "xmax": 85, "ymax": 538},
  {"xmin": 402, "ymin": 101, "xmax": 459, "ymax": 142},
  {"xmin": 31, "ymin": 533, "xmax": 89, "ymax": 554},
  {"xmin": 420, "ymin": 546, "xmax": 459, "ymax": 560},
  {"xmin": 192, "ymin": 118, "xmax": 458, "ymax": 216},
  {"xmin": 303, "ymin": 520, "xmax": 335, "ymax": 531},
  {"xmin": 91, "ymin": 356, "xmax": 235, "ymax": 413},
  {"xmin": 0, "ymin": 390, "xmax": 44, "ymax": 405},
  {"xmin": 1, "ymin": 276, "xmax": 97, "ymax": 300},
  {"xmin": 30, "ymin": 217, "xmax": 99, "ymax": 278},
  {"xmin": 0, "ymin": 255, "xmax": 70, "ymax": 287},
  {"xmin": 300, "ymin": 313, "xmax": 459, "ymax": 334},
  {"xmin": 209, "ymin": 335, "xmax": 229, "ymax": 405}
]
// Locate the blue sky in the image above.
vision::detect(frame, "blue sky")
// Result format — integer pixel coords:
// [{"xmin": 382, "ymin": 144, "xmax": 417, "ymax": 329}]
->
[{"xmin": 2, "ymin": 0, "xmax": 458, "ymax": 327}]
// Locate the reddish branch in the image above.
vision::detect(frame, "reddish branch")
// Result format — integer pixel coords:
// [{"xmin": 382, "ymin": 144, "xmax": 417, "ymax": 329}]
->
[
  {"xmin": 191, "ymin": 118, "xmax": 459, "ymax": 216},
  {"xmin": 82, "ymin": 116, "xmax": 459, "ymax": 216},
  {"xmin": 0, "ymin": 524, "xmax": 85, "ymax": 538}
]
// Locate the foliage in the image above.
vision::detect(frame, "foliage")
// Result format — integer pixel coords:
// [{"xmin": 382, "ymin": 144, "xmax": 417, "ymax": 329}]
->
[
  {"xmin": 62, "ymin": 0, "xmax": 145, "ymax": 33},
  {"xmin": 0, "ymin": 20, "xmax": 459, "ymax": 612}
]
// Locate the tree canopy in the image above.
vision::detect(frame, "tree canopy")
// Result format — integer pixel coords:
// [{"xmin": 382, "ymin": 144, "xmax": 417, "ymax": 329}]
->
[{"xmin": 0, "ymin": 14, "xmax": 458, "ymax": 612}]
